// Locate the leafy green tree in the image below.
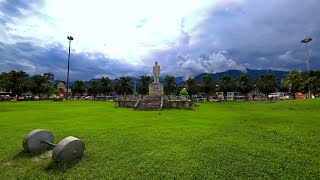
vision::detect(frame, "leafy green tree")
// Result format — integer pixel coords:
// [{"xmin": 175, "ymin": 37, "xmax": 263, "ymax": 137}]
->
[
  {"xmin": 114, "ymin": 76, "xmax": 133, "ymax": 95},
  {"xmin": 309, "ymin": 70, "xmax": 320, "ymax": 95},
  {"xmin": 237, "ymin": 74, "xmax": 253, "ymax": 100},
  {"xmin": 71, "ymin": 80, "xmax": 87, "ymax": 98},
  {"xmin": 47, "ymin": 87, "xmax": 59, "ymax": 96},
  {"xmin": 282, "ymin": 70, "xmax": 303, "ymax": 99},
  {"xmin": 87, "ymin": 80, "xmax": 100, "ymax": 100},
  {"xmin": 99, "ymin": 77, "xmax": 113, "ymax": 96},
  {"xmin": 201, "ymin": 75, "xmax": 214, "ymax": 100},
  {"xmin": 183, "ymin": 77, "xmax": 199, "ymax": 96},
  {"xmin": 256, "ymin": 74, "xmax": 278, "ymax": 99},
  {"xmin": 163, "ymin": 75, "xmax": 178, "ymax": 95},
  {"xmin": 137, "ymin": 75, "xmax": 151, "ymax": 95},
  {"xmin": 30, "ymin": 74, "xmax": 50, "ymax": 98},
  {"xmin": 218, "ymin": 75, "xmax": 235, "ymax": 95},
  {"xmin": 7, "ymin": 70, "xmax": 29, "ymax": 96},
  {"xmin": 0, "ymin": 72, "xmax": 9, "ymax": 91}
]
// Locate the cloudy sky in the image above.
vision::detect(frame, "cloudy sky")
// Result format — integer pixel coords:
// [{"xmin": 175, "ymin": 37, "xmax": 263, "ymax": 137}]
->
[{"xmin": 0, "ymin": 0, "xmax": 319, "ymax": 80}]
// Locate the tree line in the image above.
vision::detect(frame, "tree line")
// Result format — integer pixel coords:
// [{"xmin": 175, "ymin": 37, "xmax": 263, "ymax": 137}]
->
[{"xmin": 1, "ymin": 69, "xmax": 319, "ymax": 99}]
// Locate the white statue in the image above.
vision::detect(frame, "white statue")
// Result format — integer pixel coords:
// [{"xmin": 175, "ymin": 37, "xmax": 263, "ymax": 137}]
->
[{"xmin": 153, "ymin": 61, "xmax": 160, "ymax": 83}]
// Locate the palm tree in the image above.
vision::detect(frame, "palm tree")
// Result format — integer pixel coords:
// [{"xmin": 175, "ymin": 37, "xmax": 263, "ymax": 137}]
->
[
  {"xmin": 137, "ymin": 75, "xmax": 151, "ymax": 95},
  {"xmin": 301, "ymin": 70, "xmax": 320, "ymax": 97},
  {"xmin": 218, "ymin": 75, "xmax": 235, "ymax": 95},
  {"xmin": 114, "ymin": 76, "xmax": 133, "ymax": 95},
  {"xmin": 99, "ymin": 77, "xmax": 113, "ymax": 97},
  {"xmin": 256, "ymin": 74, "xmax": 278, "ymax": 99},
  {"xmin": 163, "ymin": 75, "xmax": 177, "ymax": 95},
  {"xmin": 71, "ymin": 80, "xmax": 87, "ymax": 99},
  {"xmin": 183, "ymin": 77, "xmax": 199, "ymax": 96},
  {"xmin": 282, "ymin": 70, "xmax": 302, "ymax": 99},
  {"xmin": 237, "ymin": 74, "xmax": 253, "ymax": 100},
  {"xmin": 30, "ymin": 74, "xmax": 51, "ymax": 98},
  {"xmin": 87, "ymin": 80, "xmax": 100, "ymax": 100},
  {"xmin": 201, "ymin": 75, "xmax": 214, "ymax": 100},
  {"xmin": 7, "ymin": 70, "xmax": 29, "ymax": 96}
]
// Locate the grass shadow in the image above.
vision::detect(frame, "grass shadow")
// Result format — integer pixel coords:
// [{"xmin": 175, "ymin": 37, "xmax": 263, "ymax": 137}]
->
[
  {"xmin": 44, "ymin": 158, "xmax": 83, "ymax": 173},
  {"xmin": 12, "ymin": 150, "xmax": 30, "ymax": 160}
]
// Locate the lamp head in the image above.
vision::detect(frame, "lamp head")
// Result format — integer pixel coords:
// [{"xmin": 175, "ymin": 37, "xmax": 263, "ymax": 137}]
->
[
  {"xmin": 301, "ymin": 37, "xmax": 312, "ymax": 43},
  {"xmin": 67, "ymin": 36, "xmax": 74, "ymax": 40}
]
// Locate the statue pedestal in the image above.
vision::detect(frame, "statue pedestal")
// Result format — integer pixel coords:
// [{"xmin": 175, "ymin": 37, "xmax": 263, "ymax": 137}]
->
[{"xmin": 149, "ymin": 83, "xmax": 164, "ymax": 96}]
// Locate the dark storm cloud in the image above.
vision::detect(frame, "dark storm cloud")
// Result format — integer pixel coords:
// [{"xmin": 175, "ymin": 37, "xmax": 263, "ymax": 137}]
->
[
  {"xmin": 0, "ymin": 0, "xmax": 44, "ymax": 18},
  {"xmin": 1, "ymin": 0, "xmax": 320, "ymax": 80},
  {"xmin": 0, "ymin": 41, "xmax": 147, "ymax": 80},
  {"xmin": 143, "ymin": 0, "xmax": 320, "ymax": 77}
]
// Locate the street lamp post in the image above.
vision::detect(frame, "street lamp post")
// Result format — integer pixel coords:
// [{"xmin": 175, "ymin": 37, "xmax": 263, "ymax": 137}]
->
[
  {"xmin": 301, "ymin": 36, "xmax": 312, "ymax": 98},
  {"xmin": 66, "ymin": 35, "xmax": 74, "ymax": 100}
]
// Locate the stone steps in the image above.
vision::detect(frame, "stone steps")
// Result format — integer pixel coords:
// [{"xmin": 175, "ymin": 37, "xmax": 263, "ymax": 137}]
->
[
  {"xmin": 135, "ymin": 106, "xmax": 162, "ymax": 111},
  {"xmin": 134, "ymin": 99, "xmax": 162, "ymax": 111}
]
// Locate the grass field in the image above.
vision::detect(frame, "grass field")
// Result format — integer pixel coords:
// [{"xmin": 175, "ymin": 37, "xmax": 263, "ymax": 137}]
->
[{"xmin": 0, "ymin": 99, "xmax": 320, "ymax": 179}]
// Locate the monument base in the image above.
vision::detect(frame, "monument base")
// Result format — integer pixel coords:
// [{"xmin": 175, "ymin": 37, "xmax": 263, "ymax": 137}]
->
[{"xmin": 149, "ymin": 83, "xmax": 164, "ymax": 96}]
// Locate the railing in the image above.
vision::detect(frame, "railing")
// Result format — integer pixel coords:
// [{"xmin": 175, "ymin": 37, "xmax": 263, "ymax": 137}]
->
[
  {"xmin": 134, "ymin": 100, "xmax": 140, "ymax": 109},
  {"xmin": 160, "ymin": 96, "xmax": 164, "ymax": 110}
]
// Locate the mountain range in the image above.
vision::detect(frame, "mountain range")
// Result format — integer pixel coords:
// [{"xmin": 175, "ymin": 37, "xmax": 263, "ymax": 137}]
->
[
  {"xmin": 173, "ymin": 69, "xmax": 288, "ymax": 85},
  {"xmin": 61, "ymin": 69, "xmax": 289, "ymax": 87}
]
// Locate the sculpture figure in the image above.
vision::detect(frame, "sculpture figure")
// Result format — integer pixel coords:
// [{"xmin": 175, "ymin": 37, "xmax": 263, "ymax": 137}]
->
[{"xmin": 153, "ymin": 61, "xmax": 160, "ymax": 83}]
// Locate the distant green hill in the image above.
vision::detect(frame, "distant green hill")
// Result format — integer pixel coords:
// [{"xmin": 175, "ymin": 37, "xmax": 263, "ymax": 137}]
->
[{"xmin": 194, "ymin": 69, "xmax": 288, "ymax": 83}]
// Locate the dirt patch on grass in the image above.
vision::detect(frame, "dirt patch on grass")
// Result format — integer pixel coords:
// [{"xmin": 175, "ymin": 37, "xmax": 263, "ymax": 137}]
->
[
  {"xmin": 3, "ymin": 160, "xmax": 13, "ymax": 166},
  {"xmin": 31, "ymin": 150, "xmax": 52, "ymax": 162}
]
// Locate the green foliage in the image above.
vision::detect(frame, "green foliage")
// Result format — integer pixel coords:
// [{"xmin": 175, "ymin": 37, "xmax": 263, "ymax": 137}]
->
[
  {"xmin": 282, "ymin": 70, "xmax": 303, "ymax": 97},
  {"xmin": 99, "ymin": 77, "xmax": 113, "ymax": 96},
  {"xmin": 87, "ymin": 80, "xmax": 100, "ymax": 99},
  {"xmin": 218, "ymin": 75, "xmax": 235, "ymax": 94},
  {"xmin": 300, "ymin": 70, "xmax": 320, "ymax": 95},
  {"xmin": 30, "ymin": 74, "xmax": 51, "ymax": 97},
  {"xmin": 0, "ymin": 100, "xmax": 320, "ymax": 178},
  {"xmin": 179, "ymin": 89, "xmax": 188, "ymax": 95},
  {"xmin": 201, "ymin": 75, "xmax": 214, "ymax": 97},
  {"xmin": 183, "ymin": 77, "xmax": 199, "ymax": 96},
  {"xmin": 137, "ymin": 75, "xmax": 151, "ymax": 95},
  {"xmin": 163, "ymin": 75, "xmax": 178, "ymax": 95},
  {"xmin": 256, "ymin": 74, "xmax": 279, "ymax": 97},
  {"xmin": 0, "ymin": 72, "xmax": 9, "ymax": 91},
  {"xmin": 114, "ymin": 76, "xmax": 133, "ymax": 95},
  {"xmin": 6, "ymin": 70, "xmax": 29, "ymax": 96},
  {"xmin": 71, "ymin": 80, "xmax": 87, "ymax": 96},
  {"xmin": 237, "ymin": 74, "xmax": 253, "ymax": 100}
]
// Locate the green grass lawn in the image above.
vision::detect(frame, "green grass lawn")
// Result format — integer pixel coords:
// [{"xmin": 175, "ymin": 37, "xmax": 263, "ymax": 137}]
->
[{"xmin": 0, "ymin": 99, "xmax": 320, "ymax": 179}]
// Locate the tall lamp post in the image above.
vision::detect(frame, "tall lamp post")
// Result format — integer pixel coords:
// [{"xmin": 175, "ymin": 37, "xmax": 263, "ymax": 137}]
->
[
  {"xmin": 66, "ymin": 35, "xmax": 74, "ymax": 100},
  {"xmin": 301, "ymin": 36, "xmax": 312, "ymax": 98}
]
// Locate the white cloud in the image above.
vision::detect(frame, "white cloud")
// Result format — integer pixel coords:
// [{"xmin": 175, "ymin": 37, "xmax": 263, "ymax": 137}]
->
[
  {"xmin": 278, "ymin": 50, "xmax": 301, "ymax": 64},
  {"xmin": 257, "ymin": 57, "xmax": 268, "ymax": 62},
  {"xmin": 174, "ymin": 51, "xmax": 245, "ymax": 78},
  {"xmin": 2, "ymin": 0, "xmax": 245, "ymax": 66}
]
